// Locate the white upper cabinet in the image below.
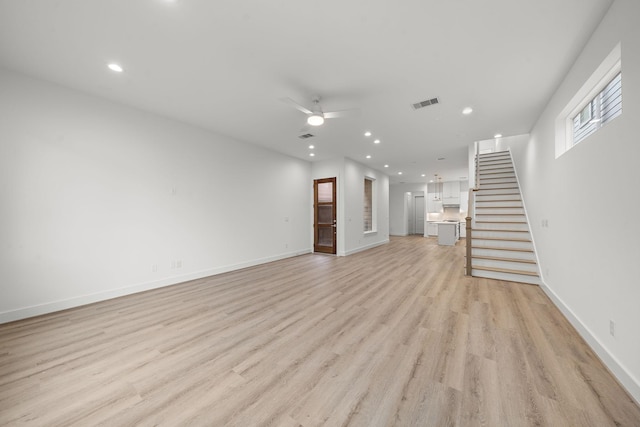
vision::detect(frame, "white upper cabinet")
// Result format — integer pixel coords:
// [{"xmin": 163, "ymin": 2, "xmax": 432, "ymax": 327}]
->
[{"xmin": 442, "ymin": 181, "xmax": 460, "ymax": 205}]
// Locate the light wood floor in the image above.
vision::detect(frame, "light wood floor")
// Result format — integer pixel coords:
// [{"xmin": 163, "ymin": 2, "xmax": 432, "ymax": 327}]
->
[{"xmin": 1, "ymin": 236, "xmax": 639, "ymax": 426}]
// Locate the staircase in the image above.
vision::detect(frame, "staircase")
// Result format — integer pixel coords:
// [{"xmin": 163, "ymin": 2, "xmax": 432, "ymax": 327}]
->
[{"xmin": 468, "ymin": 150, "xmax": 540, "ymax": 285}]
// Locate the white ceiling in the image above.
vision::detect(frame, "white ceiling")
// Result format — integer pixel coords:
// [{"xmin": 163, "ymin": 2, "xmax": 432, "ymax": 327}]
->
[{"xmin": 0, "ymin": 0, "xmax": 612, "ymax": 184}]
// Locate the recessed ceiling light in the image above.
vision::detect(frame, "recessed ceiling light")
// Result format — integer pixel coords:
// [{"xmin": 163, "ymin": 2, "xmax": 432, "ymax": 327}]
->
[
  {"xmin": 308, "ymin": 145, "xmax": 314, "ymax": 149},
  {"xmin": 107, "ymin": 63, "xmax": 123, "ymax": 73},
  {"xmin": 384, "ymin": 164, "xmax": 389, "ymax": 168},
  {"xmin": 309, "ymin": 153, "xmax": 315, "ymax": 157},
  {"xmin": 364, "ymin": 131, "xmax": 372, "ymax": 137},
  {"xmin": 462, "ymin": 107, "xmax": 473, "ymax": 115},
  {"xmin": 366, "ymin": 155, "xmax": 371, "ymax": 159},
  {"xmin": 374, "ymin": 139, "xmax": 380, "ymax": 144},
  {"xmin": 421, "ymin": 174, "xmax": 426, "ymax": 177},
  {"xmin": 494, "ymin": 133, "xmax": 502, "ymax": 138},
  {"xmin": 398, "ymin": 172, "xmax": 403, "ymax": 175},
  {"xmin": 429, "ymin": 180, "xmax": 434, "ymax": 183}
]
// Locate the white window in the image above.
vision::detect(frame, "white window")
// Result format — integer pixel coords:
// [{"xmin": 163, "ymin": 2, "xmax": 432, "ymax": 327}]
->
[
  {"xmin": 555, "ymin": 43, "xmax": 621, "ymax": 158},
  {"xmin": 364, "ymin": 177, "xmax": 376, "ymax": 233},
  {"xmin": 572, "ymin": 72, "xmax": 622, "ymax": 145}
]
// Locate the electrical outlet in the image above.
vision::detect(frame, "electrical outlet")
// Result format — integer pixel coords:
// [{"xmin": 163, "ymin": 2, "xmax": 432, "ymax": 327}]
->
[
  {"xmin": 152, "ymin": 264, "xmax": 158, "ymax": 272},
  {"xmin": 176, "ymin": 260, "xmax": 182, "ymax": 268},
  {"xmin": 609, "ymin": 320, "xmax": 615, "ymax": 337}
]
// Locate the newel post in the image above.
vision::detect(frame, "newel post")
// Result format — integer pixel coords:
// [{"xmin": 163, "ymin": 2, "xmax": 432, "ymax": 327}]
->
[{"xmin": 465, "ymin": 216, "xmax": 472, "ymax": 276}]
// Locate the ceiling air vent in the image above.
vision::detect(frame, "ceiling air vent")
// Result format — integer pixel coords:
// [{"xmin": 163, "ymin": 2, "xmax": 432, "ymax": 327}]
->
[
  {"xmin": 412, "ymin": 97, "xmax": 440, "ymax": 110},
  {"xmin": 298, "ymin": 133, "xmax": 315, "ymax": 139}
]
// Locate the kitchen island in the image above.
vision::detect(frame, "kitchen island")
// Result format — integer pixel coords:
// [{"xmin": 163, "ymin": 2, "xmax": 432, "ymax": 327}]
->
[{"xmin": 436, "ymin": 221, "xmax": 459, "ymax": 246}]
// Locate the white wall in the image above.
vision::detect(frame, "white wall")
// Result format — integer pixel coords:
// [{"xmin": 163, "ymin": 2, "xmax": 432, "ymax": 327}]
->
[
  {"xmin": 343, "ymin": 158, "xmax": 389, "ymax": 255},
  {"xmin": 510, "ymin": 0, "xmax": 640, "ymax": 402},
  {"xmin": 0, "ymin": 69, "xmax": 312, "ymax": 323}
]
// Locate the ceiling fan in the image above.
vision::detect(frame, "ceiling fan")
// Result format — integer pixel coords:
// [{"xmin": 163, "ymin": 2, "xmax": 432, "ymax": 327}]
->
[{"xmin": 280, "ymin": 96, "xmax": 357, "ymax": 127}]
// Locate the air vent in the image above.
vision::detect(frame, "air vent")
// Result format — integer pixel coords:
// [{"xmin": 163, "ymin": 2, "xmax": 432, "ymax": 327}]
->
[
  {"xmin": 298, "ymin": 133, "xmax": 315, "ymax": 139},
  {"xmin": 412, "ymin": 97, "xmax": 440, "ymax": 110}
]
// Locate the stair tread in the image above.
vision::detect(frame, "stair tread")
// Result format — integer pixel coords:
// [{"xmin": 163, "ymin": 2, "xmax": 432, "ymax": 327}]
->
[
  {"xmin": 476, "ymin": 199, "xmax": 522, "ymax": 202},
  {"xmin": 472, "ymin": 266, "xmax": 539, "ymax": 277},
  {"xmin": 472, "ymin": 245, "xmax": 534, "ymax": 252},
  {"xmin": 471, "ymin": 255, "xmax": 536, "ymax": 264}
]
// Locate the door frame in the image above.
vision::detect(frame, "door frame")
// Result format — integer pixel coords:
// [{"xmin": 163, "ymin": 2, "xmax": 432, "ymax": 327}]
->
[{"xmin": 313, "ymin": 177, "xmax": 337, "ymax": 254}]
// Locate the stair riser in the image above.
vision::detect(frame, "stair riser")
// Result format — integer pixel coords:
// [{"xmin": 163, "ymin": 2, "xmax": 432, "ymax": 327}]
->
[
  {"xmin": 472, "ymin": 248, "xmax": 536, "ymax": 260},
  {"xmin": 473, "ymin": 222, "xmax": 529, "ymax": 231},
  {"xmin": 478, "ymin": 173, "xmax": 516, "ymax": 180},
  {"xmin": 479, "ymin": 180, "xmax": 518, "ymax": 186},
  {"xmin": 477, "ymin": 163, "xmax": 512, "ymax": 169},
  {"xmin": 472, "ymin": 230, "xmax": 531, "ymax": 239},
  {"xmin": 477, "ymin": 184, "xmax": 519, "ymax": 190},
  {"xmin": 472, "ymin": 259, "xmax": 538, "ymax": 273},
  {"xmin": 475, "ymin": 188, "xmax": 521, "ymax": 195},
  {"xmin": 478, "ymin": 152, "xmax": 510, "ymax": 159},
  {"xmin": 476, "ymin": 208, "xmax": 524, "ymax": 215},
  {"xmin": 475, "ymin": 214, "xmax": 526, "ymax": 222},
  {"xmin": 476, "ymin": 201, "xmax": 523, "ymax": 208},
  {"xmin": 476, "ymin": 194, "xmax": 521, "ymax": 202},
  {"xmin": 473, "ymin": 239, "xmax": 533, "ymax": 250},
  {"xmin": 471, "ymin": 269, "xmax": 540, "ymax": 285}
]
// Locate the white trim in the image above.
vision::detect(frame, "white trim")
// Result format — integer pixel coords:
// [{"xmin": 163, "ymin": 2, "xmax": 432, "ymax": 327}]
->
[
  {"xmin": 0, "ymin": 248, "xmax": 312, "ymax": 324},
  {"xmin": 540, "ymin": 280, "xmax": 640, "ymax": 406},
  {"xmin": 342, "ymin": 239, "xmax": 389, "ymax": 256}
]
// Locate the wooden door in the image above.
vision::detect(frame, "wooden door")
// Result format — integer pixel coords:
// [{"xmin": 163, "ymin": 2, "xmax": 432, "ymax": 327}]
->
[{"xmin": 314, "ymin": 177, "xmax": 337, "ymax": 254}]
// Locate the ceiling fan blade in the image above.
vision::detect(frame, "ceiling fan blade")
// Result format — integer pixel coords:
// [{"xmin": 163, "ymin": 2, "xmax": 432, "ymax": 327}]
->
[
  {"xmin": 280, "ymin": 97, "xmax": 312, "ymax": 115},
  {"xmin": 323, "ymin": 108, "xmax": 360, "ymax": 119}
]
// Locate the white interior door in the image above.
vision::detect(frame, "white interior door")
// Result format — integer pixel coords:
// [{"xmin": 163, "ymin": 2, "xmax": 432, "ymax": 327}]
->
[{"xmin": 414, "ymin": 196, "xmax": 425, "ymax": 235}]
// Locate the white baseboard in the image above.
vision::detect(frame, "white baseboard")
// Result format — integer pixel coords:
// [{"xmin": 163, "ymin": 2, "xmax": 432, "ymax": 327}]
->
[
  {"xmin": 539, "ymin": 281, "xmax": 640, "ymax": 406},
  {"xmin": 342, "ymin": 239, "xmax": 389, "ymax": 256},
  {"xmin": 0, "ymin": 248, "xmax": 312, "ymax": 325}
]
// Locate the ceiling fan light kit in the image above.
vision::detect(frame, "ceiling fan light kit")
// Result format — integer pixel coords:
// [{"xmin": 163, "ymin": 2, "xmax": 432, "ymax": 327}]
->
[
  {"xmin": 281, "ymin": 96, "xmax": 357, "ymax": 130},
  {"xmin": 307, "ymin": 114, "xmax": 324, "ymax": 126}
]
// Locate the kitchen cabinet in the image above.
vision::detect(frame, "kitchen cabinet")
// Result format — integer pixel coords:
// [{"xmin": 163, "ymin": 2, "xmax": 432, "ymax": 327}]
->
[
  {"xmin": 426, "ymin": 222, "xmax": 438, "ymax": 236},
  {"xmin": 442, "ymin": 181, "xmax": 460, "ymax": 205},
  {"xmin": 459, "ymin": 221, "xmax": 466, "ymax": 238},
  {"xmin": 427, "ymin": 197, "xmax": 443, "ymax": 213}
]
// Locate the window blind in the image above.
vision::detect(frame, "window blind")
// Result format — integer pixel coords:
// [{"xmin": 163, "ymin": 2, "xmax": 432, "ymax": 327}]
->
[{"xmin": 572, "ymin": 72, "xmax": 622, "ymax": 145}]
